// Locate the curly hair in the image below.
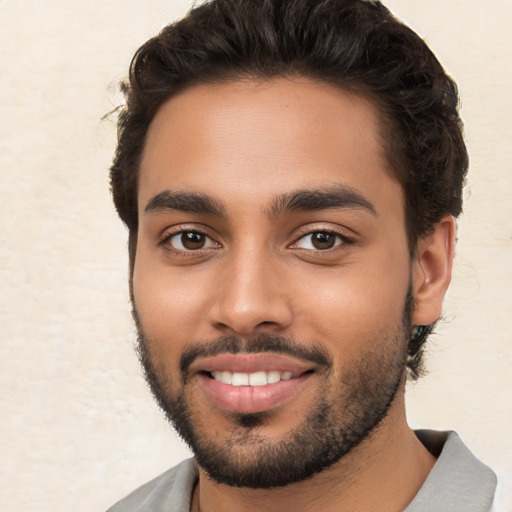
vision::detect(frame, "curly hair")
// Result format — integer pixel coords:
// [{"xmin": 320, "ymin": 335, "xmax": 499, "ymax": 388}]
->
[{"xmin": 110, "ymin": 0, "xmax": 468, "ymax": 378}]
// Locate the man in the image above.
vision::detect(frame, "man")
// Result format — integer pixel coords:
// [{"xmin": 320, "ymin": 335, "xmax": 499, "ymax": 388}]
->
[{"xmin": 107, "ymin": 0, "xmax": 497, "ymax": 510}]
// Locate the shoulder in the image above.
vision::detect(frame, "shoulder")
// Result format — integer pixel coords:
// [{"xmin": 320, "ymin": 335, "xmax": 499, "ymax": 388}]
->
[
  {"xmin": 106, "ymin": 458, "xmax": 198, "ymax": 512},
  {"xmin": 406, "ymin": 430, "xmax": 497, "ymax": 512}
]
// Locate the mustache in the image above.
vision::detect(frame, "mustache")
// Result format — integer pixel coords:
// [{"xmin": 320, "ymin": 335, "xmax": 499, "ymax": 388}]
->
[{"xmin": 179, "ymin": 334, "xmax": 332, "ymax": 377}]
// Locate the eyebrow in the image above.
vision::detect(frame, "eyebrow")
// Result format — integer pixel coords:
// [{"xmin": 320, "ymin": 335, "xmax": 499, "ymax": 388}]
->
[
  {"xmin": 267, "ymin": 185, "xmax": 377, "ymax": 219},
  {"xmin": 144, "ymin": 185, "xmax": 377, "ymax": 220},
  {"xmin": 144, "ymin": 190, "xmax": 226, "ymax": 217}
]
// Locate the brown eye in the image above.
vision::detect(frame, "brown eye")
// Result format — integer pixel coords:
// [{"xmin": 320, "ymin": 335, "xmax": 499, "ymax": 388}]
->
[
  {"xmin": 166, "ymin": 231, "xmax": 218, "ymax": 251},
  {"xmin": 181, "ymin": 232, "xmax": 206, "ymax": 250},
  {"xmin": 310, "ymin": 232, "xmax": 336, "ymax": 249},
  {"xmin": 294, "ymin": 231, "xmax": 344, "ymax": 251}
]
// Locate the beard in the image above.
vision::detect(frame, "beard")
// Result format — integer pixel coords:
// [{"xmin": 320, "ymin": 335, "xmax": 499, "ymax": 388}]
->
[{"xmin": 134, "ymin": 291, "xmax": 412, "ymax": 489}]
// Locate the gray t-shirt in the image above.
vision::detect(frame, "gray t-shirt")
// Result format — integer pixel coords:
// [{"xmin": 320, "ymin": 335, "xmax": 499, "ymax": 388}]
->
[{"xmin": 107, "ymin": 430, "xmax": 497, "ymax": 512}]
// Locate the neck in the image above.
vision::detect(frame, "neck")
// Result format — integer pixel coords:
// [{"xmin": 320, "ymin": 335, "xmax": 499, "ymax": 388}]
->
[{"xmin": 191, "ymin": 394, "xmax": 436, "ymax": 512}]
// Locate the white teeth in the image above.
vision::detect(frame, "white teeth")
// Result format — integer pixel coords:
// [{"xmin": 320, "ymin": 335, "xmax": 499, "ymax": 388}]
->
[
  {"xmin": 212, "ymin": 371, "xmax": 232, "ymax": 384},
  {"xmin": 220, "ymin": 371, "xmax": 232, "ymax": 385},
  {"xmin": 248, "ymin": 371, "xmax": 267, "ymax": 386},
  {"xmin": 231, "ymin": 372, "xmax": 249, "ymax": 386},
  {"xmin": 211, "ymin": 370, "xmax": 296, "ymax": 386},
  {"xmin": 267, "ymin": 371, "xmax": 281, "ymax": 384}
]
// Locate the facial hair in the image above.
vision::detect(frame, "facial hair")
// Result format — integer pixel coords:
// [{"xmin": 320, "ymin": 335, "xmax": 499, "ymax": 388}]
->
[{"xmin": 134, "ymin": 293, "xmax": 412, "ymax": 489}]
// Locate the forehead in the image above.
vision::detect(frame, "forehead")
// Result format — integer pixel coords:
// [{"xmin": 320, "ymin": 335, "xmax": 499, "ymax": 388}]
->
[{"xmin": 138, "ymin": 77, "xmax": 403, "ymax": 217}]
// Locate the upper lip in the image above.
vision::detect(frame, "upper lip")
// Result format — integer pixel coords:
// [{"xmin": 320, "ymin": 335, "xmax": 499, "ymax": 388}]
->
[{"xmin": 189, "ymin": 353, "xmax": 317, "ymax": 376}]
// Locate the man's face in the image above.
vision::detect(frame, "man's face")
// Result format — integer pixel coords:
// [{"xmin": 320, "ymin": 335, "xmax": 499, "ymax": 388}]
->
[{"xmin": 133, "ymin": 78, "xmax": 413, "ymax": 487}]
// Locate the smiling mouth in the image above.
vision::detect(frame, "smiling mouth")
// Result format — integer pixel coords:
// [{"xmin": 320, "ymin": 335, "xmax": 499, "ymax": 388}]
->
[
  {"xmin": 204, "ymin": 369, "xmax": 312, "ymax": 386},
  {"xmin": 189, "ymin": 352, "xmax": 320, "ymax": 413},
  {"xmin": 198, "ymin": 368, "xmax": 315, "ymax": 414}
]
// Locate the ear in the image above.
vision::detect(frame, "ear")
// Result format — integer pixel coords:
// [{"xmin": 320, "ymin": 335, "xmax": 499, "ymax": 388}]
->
[{"xmin": 411, "ymin": 215, "xmax": 456, "ymax": 325}]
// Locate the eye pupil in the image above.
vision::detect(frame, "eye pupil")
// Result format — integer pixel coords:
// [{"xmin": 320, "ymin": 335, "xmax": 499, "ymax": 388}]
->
[
  {"xmin": 312, "ymin": 232, "xmax": 336, "ymax": 250},
  {"xmin": 181, "ymin": 232, "xmax": 205, "ymax": 250}
]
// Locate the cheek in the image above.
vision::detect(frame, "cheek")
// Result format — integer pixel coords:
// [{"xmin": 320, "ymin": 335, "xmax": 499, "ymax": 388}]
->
[
  {"xmin": 132, "ymin": 252, "xmax": 215, "ymax": 348},
  {"xmin": 293, "ymin": 255, "xmax": 410, "ymax": 355}
]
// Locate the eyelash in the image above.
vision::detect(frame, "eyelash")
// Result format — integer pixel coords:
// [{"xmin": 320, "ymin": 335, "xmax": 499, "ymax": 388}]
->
[
  {"xmin": 291, "ymin": 229, "xmax": 355, "ymax": 252},
  {"xmin": 159, "ymin": 227, "xmax": 355, "ymax": 255},
  {"xmin": 160, "ymin": 228, "xmax": 219, "ymax": 254}
]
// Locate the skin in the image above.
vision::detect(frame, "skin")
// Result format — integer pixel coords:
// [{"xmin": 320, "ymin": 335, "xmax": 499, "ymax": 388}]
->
[{"xmin": 133, "ymin": 77, "xmax": 455, "ymax": 511}]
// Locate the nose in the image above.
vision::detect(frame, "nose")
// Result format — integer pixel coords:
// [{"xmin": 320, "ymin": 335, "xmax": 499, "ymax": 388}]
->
[{"xmin": 207, "ymin": 246, "xmax": 293, "ymax": 336}]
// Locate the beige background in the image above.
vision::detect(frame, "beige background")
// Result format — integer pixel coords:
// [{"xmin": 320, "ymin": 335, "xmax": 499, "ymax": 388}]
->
[{"xmin": 0, "ymin": 1, "xmax": 510, "ymax": 510}]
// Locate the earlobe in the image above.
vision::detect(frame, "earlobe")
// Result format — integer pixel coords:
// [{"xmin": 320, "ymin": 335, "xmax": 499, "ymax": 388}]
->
[{"xmin": 412, "ymin": 215, "xmax": 456, "ymax": 325}]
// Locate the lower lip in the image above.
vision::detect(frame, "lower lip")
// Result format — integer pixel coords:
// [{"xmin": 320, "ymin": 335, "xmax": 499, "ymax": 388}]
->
[{"xmin": 198, "ymin": 373, "xmax": 313, "ymax": 414}]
